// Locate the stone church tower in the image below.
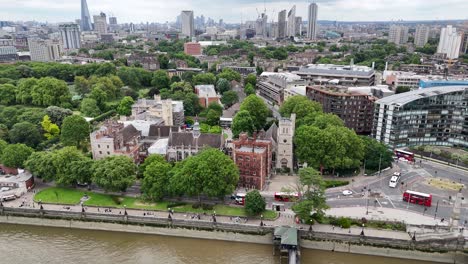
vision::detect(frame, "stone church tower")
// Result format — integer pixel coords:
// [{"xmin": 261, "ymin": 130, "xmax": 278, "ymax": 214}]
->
[{"xmin": 276, "ymin": 113, "xmax": 296, "ymax": 171}]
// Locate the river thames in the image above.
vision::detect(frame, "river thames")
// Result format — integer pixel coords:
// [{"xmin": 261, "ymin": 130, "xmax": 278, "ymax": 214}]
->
[{"xmin": 0, "ymin": 224, "xmax": 437, "ymax": 264}]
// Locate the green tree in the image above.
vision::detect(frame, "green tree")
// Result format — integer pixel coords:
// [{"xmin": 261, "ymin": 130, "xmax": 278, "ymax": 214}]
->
[
  {"xmin": 239, "ymin": 95, "xmax": 269, "ymax": 130},
  {"xmin": 396, "ymin": 86, "xmax": 411, "ymax": 94},
  {"xmin": 292, "ymin": 168, "xmax": 328, "ymax": 224},
  {"xmin": 52, "ymin": 147, "xmax": 89, "ymax": 186},
  {"xmin": 232, "ymin": 110, "xmax": 255, "ymax": 138},
  {"xmin": 0, "ymin": 126, "xmax": 7, "ymax": 141},
  {"xmin": 1, "ymin": 143, "xmax": 34, "ymax": 168},
  {"xmin": 142, "ymin": 159, "xmax": 172, "ymax": 201},
  {"xmin": 217, "ymin": 68, "xmax": 241, "ymax": 82},
  {"xmin": 280, "ymin": 95, "xmax": 322, "ymax": 123},
  {"xmin": 80, "ymin": 98, "xmax": 101, "ymax": 117},
  {"xmin": 0, "ymin": 84, "xmax": 17, "ymax": 105},
  {"xmin": 245, "ymin": 190, "xmax": 266, "ymax": 216},
  {"xmin": 312, "ymin": 113, "xmax": 344, "ymax": 129},
  {"xmin": 244, "ymin": 74, "xmax": 257, "ymax": 87},
  {"xmin": 92, "ymin": 156, "xmax": 136, "ymax": 192},
  {"xmin": 151, "ymin": 70, "xmax": 170, "ymax": 89},
  {"xmin": 294, "ymin": 125, "xmax": 364, "ymax": 173},
  {"xmin": 25, "ymin": 151, "xmax": 56, "ymax": 181},
  {"xmin": 205, "ymin": 109, "xmax": 221, "ymax": 126},
  {"xmin": 31, "ymin": 77, "xmax": 71, "ymax": 107},
  {"xmin": 170, "ymin": 148, "xmax": 239, "ymax": 202},
  {"xmin": 45, "ymin": 106, "xmax": 73, "ymax": 126},
  {"xmin": 9, "ymin": 122, "xmax": 42, "ymax": 148},
  {"xmin": 67, "ymin": 158, "xmax": 94, "ymax": 186},
  {"xmin": 193, "ymin": 73, "xmax": 216, "ymax": 85},
  {"xmin": 74, "ymin": 76, "xmax": 91, "ymax": 96},
  {"xmin": 361, "ymin": 137, "xmax": 393, "ymax": 171},
  {"xmin": 139, "ymin": 154, "xmax": 166, "ymax": 177},
  {"xmin": 0, "ymin": 139, "xmax": 7, "ymax": 158},
  {"xmin": 117, "ymin": 96, "xmax": 135, "ymax": 116},
  {"xmin": 216, "ymin": 78, "xmax": 231, "ymax": 94},
  {"xmin": 41, "ymin": 115, "xmax": 60, "ymax": 140},
  {"xmin": 207, "ymin": 102, "xmax": 223, "ymax": 116},
  {"xmin": 15, "ymin": 78, "xmax": 38, "ymax": 105},
  {"xmin": 221, "ymin": 90, "xmax": 239, "ymax": 107},
  {"xmin": 183, "ymin": 92, "xmax": 202, "ymax": 116},
  {"xmin": 244, "ymin": 83, "xmax": 255, "ymax": 95},
  {"xmin": 60, "ymin": 115, "xmax": 90, "ymax": 147},
  {"xmin": 89, "ymin": 86, "xmax": 108, "ymax": 110}
]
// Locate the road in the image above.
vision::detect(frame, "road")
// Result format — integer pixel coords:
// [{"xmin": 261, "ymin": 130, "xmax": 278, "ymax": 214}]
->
[{"xmin": 323, "ymin": 159, "xmax": 468, "ymax": 226}]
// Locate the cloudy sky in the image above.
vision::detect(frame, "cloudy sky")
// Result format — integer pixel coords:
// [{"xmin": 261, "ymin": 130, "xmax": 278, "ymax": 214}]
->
[{"xmin": 0, "ymin": 0, "xmax": 467, "ymax": 24}]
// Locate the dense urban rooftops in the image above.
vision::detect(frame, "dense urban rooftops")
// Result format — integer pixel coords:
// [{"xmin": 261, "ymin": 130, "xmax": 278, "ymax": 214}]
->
[{"xmin": 376, "ymin": 86, "xmax": 468, "ymax": 105}]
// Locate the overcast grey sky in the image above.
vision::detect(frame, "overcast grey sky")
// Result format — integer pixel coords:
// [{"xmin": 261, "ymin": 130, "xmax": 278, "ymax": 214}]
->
[{"xmin": 0, "ymin": 0, "xmax": 467, "ymax": 24}]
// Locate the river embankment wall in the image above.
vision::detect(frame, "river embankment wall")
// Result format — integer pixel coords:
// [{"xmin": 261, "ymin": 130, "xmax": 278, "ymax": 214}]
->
[{"xmin": 1, "ymin": 207, "xmax": 466, "ymax": 263}]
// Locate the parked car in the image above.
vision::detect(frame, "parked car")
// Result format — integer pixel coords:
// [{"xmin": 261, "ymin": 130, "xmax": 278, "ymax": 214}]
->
[{"xmin": 342, "ymin": 190, "xmax": 353, "ymax": 196}]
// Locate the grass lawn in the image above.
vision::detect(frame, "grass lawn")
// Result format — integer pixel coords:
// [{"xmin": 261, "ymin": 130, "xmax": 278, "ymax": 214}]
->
[
  {"xmin": 34, "ymin": 187, "xmax": 84, "ymax": 205},
  {"xmin": 34, "ymin": 187, "xmax": 277, "ymax": 219}
]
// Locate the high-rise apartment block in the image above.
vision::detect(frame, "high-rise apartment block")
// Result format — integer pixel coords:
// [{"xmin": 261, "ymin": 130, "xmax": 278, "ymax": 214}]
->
[
  {"xmin": 437, "ymin": 25, "xmax": 462, "ymax": 59},
  {"xmin": 28, "ymin": 38, "xmax": 62, "ymax": 62},
  {"xmin": 80, "ymin": 0, "xmax": 92, "ymax": 31},
  {"xmin": 287, "ymin": 6, "xmax": 296, "ymax": 38},
  {"xmin": 109, "ymin": 17, "xmax": 117, "ymax": 25},
  {"xmin": 278, "ymin": 10, "xmax": 287, "ymax": 39},
  {"xmin": 59, "ymin": 24, "xmax": 81, "ymax": 50},
  {"xmin": 307, "ymin": 3, "xmax": 318, "ymax": 40},
  {"xmin": 414, "ymin": 25, "xmax": 429, "ymax": 47},
  {"xmin": 388, "ymin": 25, "xmax": 409, "ymax": 45},
  {"xmin": 295, "ymin": 17, "xmax": 302, "ymax": 36},
  {"xmin": 93, "ymin": 12, "xmax": 108, "ymax": 35},
  {"xmin": 181, "ymin": 11, "xmax": 194, "ymax": 38}
]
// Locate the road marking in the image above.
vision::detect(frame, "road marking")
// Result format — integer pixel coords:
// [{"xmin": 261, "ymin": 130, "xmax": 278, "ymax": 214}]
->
[
  {"xmin": 375, "ymin": 198, "xmax": 382, "ymax": 208},
  {"xmin": 387, "ymin": 197, "xmax": 396, "ymax": 208}
]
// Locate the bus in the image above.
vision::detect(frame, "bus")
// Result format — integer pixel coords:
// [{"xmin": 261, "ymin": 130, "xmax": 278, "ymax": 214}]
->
[
  {"xmin": 274, "ymin": 192, "xmax": 300, "ymax": 202},
  {"xmin": 234, "ymin": 193, "xmax": 246, "ymax": 205},
  {"xmin": 403, "ymin": 190, "xmax": 432, "ymax": 207},
  {"xmin": 395, "ymin": 149, "xmax": 415, "ymax": 162}
]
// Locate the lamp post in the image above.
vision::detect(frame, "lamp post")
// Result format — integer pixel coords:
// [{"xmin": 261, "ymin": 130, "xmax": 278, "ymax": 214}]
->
[
  {"xmin": 366, "ymin": 198, "xmax": 369, "ymax": 215},
  {"xmin": 124, "ymin": 205, "xmax": 127, "ymax": 216},
  {"xmin": 434, "ymin": 200, "xmax": 439, "ymax": 220},
  {"xmin": 360, "ymin": 224, "xmax": 365, "ymax": 236},
  {"xmin": 260, "ymin": 214, "xmax": 264, "ymax": 227}
]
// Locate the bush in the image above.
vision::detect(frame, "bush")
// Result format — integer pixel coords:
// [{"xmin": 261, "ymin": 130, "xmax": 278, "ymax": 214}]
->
[
  {"xmin": 91, "ymin": 110, "xmax": 116, "ymax": 122},
  {"xmin": 111, "ymin": 196, "xmax": 123, "ymax": 205},
  {"xmin": 338, "ymin": 217, "xmax": 352, "ymax": 228},
  {"xmin": 167, "ymin": 202, "xmax": 186, "ymax": 208},
  {"xmin": 324, "ymin": 180, "xmax": 349, "ymax": 189},
  {"xmin": 202, "ymin": 204, "xmax": 214, "ymax": 210}
]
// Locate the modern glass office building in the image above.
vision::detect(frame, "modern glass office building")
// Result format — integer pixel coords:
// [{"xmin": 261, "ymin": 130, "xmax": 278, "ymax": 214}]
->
[{"xmin": 372, "ymin": 86, "xmax": 468, "ymax": 149}]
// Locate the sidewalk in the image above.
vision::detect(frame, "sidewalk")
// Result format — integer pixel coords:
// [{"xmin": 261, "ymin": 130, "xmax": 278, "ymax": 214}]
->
[{"xmin": 326, "ymin": 206, "xmax": 449, "ymax": 226}]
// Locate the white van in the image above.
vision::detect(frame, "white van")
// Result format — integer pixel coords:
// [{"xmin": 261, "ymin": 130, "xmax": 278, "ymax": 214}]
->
[{"xmin": 389, "ymin": 172, "xmax": 401, "ymax": 188}]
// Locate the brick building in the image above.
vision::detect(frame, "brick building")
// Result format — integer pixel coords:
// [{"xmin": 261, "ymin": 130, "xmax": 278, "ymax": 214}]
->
[
  {"xmin": 184, "ymin": 42, "xmax": 202, "ymax": 56},
  {"xmin": 232, "ymin": 133, "xmax": 273, "ymax": 190},
  {"xmin": 306, "ymin": 85, "xmax": 377, "ymax": 134},
  {"xmin": 195, "ymin": 85, "xmax": 221, "ymax": 108},
  {"xmin": 90, "ymin": 120, "xmax": 142, "ymax": 163}
]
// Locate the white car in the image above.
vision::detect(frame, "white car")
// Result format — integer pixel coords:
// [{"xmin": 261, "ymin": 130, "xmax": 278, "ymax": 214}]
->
[{"xmin": 342, "ymin": 190, "xmax": 353, "ymax": 196}]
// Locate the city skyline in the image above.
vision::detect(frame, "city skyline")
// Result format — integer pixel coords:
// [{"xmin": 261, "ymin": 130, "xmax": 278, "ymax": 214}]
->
[{"xmin": 1, "ymin": 0, "xmax": 467, "ymax": 24}]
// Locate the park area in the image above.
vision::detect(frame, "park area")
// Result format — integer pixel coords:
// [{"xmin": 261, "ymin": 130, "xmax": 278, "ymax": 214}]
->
[{"xmin": 34, "ymin": 187, "xmax": 277, "ymax": 220}]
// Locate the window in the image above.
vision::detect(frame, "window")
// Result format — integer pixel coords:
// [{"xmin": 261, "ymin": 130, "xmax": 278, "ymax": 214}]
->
[
  {"xmin": 107, "ymin": 145, "xmax": 109, "ymax": 149},
  {"xmin": 98, "ymin": 144, "xmax": 101, "ymax": 148},
  {"xmin": 107, "ymin": 151, "xmax": 110, "ymax": 155},
  {"xmin": 99, "ymin": 151, "xmax": 102, "ymax": 154}
]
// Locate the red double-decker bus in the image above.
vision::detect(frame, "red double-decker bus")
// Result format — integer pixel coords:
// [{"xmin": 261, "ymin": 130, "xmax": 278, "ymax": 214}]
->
[
  {"xmin": 403, "ymin": 190, "xmax": 432, "ymax": 207},
  {"xmin": 395, "ymin": 149, "xmax": 415, "ymax": 162},
  {"xmin": 274, "ymin": 192, "xmax": 300, "ymax": 202}
]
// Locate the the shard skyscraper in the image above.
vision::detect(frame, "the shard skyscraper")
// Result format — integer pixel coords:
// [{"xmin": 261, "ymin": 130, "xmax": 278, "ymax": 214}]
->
[{"xmin": 81, "ymin": 0, "xmax": 92, "ymax": 31}]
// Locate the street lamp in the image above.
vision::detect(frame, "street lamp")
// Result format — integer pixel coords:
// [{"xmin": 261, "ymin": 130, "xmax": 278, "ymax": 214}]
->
[
  {"xmin": 360, "ymin": 224, "xmax": 365, "ymax": 236},
  {"xmin": 124, "ymin": 205, "xmax": 127, "ymax": 216},
  {"xmin": 260, "ymin": 214, "xmax": 264, "ymax": 227},
  {"xmin": 434, "ymin": 200, "xmax": 439, "ymax": 220},
  {"xmin": 366, "ymin": 198, "xmax": 369, "ymax": 215}
]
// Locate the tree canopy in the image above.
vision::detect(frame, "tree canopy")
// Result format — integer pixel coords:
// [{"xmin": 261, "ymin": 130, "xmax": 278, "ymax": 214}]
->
[
  {"xmin": 1, "ymin": 143, "xmax": 34, "ymax": 168},
  {"xmin": 239, "ymin": 95, "xmax": 269, "ymax": 130},
  {"xmin": 170, "ymin": 148, "xmax": 239, "ymax": 202},
  {"xmin": 60, "ymin": 115, "xmax": 90, "ymax": 147},
  {"xmin": 92, "ymin": 156, "xmax": 136, "ymax": 192},
  {"xmin": 245, "ymin": 190, "xmax": 266, "ymax": 216}
]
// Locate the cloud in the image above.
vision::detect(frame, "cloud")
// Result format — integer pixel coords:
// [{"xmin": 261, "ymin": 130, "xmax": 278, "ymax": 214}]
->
[{"xmin": 0, "ymin": 0, "xmax": 466, "ymax": 23}]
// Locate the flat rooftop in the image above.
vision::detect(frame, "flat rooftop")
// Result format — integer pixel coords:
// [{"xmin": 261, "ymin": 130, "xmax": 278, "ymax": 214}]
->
[
  {"xmin": 296, "ymin": 64, "xmax": 374, "ymax": 77},
  {"xmin": 376, "ymin": 86, "xmax": 468, "ymax": 106}
]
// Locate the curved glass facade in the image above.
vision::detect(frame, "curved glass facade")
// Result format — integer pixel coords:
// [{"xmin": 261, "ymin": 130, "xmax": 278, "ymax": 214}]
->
[{"xmin": 372, "ymin": 87, "xmax": 468, "ymax": 149}]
